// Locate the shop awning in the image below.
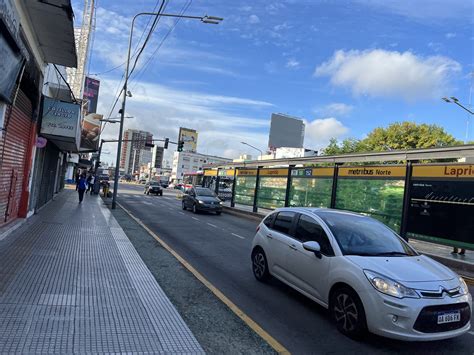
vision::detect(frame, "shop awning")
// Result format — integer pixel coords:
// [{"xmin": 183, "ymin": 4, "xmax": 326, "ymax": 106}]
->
[{"xmin": 21, "ymin": 0, "xmax": 77, "ymax": 67}]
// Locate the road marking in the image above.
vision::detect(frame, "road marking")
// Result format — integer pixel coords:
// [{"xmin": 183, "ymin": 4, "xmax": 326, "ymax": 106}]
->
[
  {"xmin": 117, "ymin": 202, "xmax": 289, "ymax": 355},
  {"xmin": 231, "ymin": 233, "xmax": 245, "ymax": 240},
  {"xmin": 191, "ymin": 217, "xmax": 199, "ymax": 221},
  {"xmin": 168, "ymin": 207, "xmax": 174, "ymax": 211},
  {"xmin": 143, "ymin": 201, "xmax": 153, "ymax": 205},
  {"xmin": 178, "ymin": 212, "xmax": 185, "ymax": 215},
  {"xmin": 207, "ymin": 223, "xmax": 218, "ymax": 228}
]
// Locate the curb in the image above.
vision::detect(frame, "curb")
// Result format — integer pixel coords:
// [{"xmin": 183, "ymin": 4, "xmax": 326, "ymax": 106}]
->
[{"xmin": 223, "ymin": 206, "xmax": 265, "ymax": 222}]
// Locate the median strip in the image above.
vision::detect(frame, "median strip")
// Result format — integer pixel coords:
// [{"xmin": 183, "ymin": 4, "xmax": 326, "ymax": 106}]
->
[{"xmin": 117, "ymin": 202, "xmax": 289, "ymax": 355}]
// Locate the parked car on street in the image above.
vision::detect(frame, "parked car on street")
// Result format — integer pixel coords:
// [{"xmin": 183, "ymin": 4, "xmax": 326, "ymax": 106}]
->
[
  {"xmin": 182, "ymin": 187, "xmax": 223, "ymax": 214},
  {"xmin": 251, "ymin": 207, "xmax": 471, "ymax": 341},
  {"xmin": 144, "ymin": 182, "xmax": 163, "ymax": 196}
]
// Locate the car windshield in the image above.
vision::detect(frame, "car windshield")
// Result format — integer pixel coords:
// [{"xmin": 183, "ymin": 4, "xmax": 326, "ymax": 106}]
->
[
  {"xmin": 150, "ymin": 183, "xmax": 160, "ymax": 187},
  {"xmin": 317, "ymin": 212, "xmax": 418, "ymax": 257},
  {"xmin": 195, "ymin": 188, "xmax": 216, "ymax": 197}
]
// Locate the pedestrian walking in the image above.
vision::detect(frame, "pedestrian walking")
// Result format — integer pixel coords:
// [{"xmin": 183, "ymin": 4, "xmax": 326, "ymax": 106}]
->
[
  {"xmin": 75, "ymin": 171, "xmax": 80, "ymax": 191},
  {"xmin": 452, "ymin": 247, "xmax": 466, "ymax": 255},
  {"xmin": 88, "ymin": 175, "xmax": 96, "ymax": 195},
  {"xmin": 78, "ymin": 173, "xmax": 87, "ymax": 203},
  {"xmin": 86, "ymin": 174, "xmax": 93, "ymax": 194}
]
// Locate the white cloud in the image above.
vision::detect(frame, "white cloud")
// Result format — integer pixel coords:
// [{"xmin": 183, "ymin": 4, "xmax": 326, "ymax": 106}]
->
[
  {"xmin": 96, "ymin": 79, "xmax": 272, "ymax": 164},
  {"xmin": 445, "ymin": 32, "xmax": 457, "ymax": 39},
  {"xmin": 248, "ymin": 15, "xmax": 260, "ymax": 24},
  {"xmin": 286, "ymin": 58, "xmax": 300, "ymax": 69},
  {"xmin": 314, "ymin": 49, "xmax": 461, "ymax": 100},
  {"xmin": 264, "ymin": 61, "xmax": 277, "ymax": 74},
  {"xmin": 317, "ymin": 103, "xmax": 354, "ymax": 116},
  {"xmin": 304, "ymin": 118, "xmax": 349, "ymax": 149}
]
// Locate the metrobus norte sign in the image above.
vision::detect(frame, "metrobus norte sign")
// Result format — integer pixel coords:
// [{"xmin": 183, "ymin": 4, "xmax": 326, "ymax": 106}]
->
[
  {"xmin": 339, "ymin": 166, "xmax": 406, "ymax": 178},
  {"xmin": 412, "ymin": 165, "xmax": 474, "ymax": 179}
]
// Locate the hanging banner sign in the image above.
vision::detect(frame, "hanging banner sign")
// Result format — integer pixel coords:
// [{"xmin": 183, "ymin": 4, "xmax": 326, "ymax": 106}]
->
[
  {"xmin": 237, "ymin": 169, "xmax": 257, "ymax": 176},
  {"xmin": 260, "ymin": 168, "xmax": 288, "ymax": 176},
  {"xmin": 40, "ymin": 96, "xmax": 81, "ymax": 138},
  {"xmin": 292, "ymin": 167, "xmax": 334, "ymax": 177},
  {"xmin": 339, "ymin": 166, "xmax": 406, "ymax": 178},
  {"xmin": 412, "ymin": 165, "xmax": 474, "ymax": 179},
  {"xmin": 204, "ymin": 169, "xmax": 218, "ymax": 176}
]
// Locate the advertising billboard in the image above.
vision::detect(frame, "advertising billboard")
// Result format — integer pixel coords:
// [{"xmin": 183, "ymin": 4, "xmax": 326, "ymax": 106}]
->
[
  {"xmin": 83, "ymin": 77, "xmax": 100, "ymax": 114},
  {"xmin": 268, "ymin": 113, "xmax": 305, "ymax": 149},
  {"xmin": 178, "ymin": 127, "xmax": 198, "ymax": 152},
  {"xmin": 80, "ymin": 77, "xmax": 101, "ymax": 151},
  {"xmin": 407, "ymin": 164, "xmax": 474, "ymax": 248}
]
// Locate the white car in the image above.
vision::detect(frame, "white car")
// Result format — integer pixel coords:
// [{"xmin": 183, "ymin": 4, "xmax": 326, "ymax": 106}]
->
[{"xmin": 251, "ymin": 207, "xmax": 471, "ymax": 341}]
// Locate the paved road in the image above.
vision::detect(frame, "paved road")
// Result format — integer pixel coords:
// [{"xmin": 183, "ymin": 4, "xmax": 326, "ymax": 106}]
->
[{"xmin": 117, "ymin": 183, "xmax": 474, "ymax": 354}]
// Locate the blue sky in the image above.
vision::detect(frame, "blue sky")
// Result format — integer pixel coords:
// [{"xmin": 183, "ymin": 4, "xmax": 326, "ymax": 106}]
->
[{"xmin": 72, "ymin": 0, "xmax": 474, "ymax": 164}]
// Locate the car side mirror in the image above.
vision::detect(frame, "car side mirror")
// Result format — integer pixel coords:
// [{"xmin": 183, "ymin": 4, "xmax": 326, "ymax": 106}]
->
[{"xmin": 303, "ymin": 241, "xmax": 322, "ymax": 259}]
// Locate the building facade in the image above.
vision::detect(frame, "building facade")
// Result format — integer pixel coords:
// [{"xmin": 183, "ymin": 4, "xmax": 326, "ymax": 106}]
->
[
  {"xmin": 151, "ymin": 145, "xmax": 164, "ymax": 168},
  {"xmin": 120, "ymin": 129, "xmax": 153, "ymax": 175},
  {"xmin": 171, "ymin": 151, "xmax": 231, "ymax": 183},
  {"xmin": 0, "ymin": 0, "xmax": 77, "ymax": 226}
]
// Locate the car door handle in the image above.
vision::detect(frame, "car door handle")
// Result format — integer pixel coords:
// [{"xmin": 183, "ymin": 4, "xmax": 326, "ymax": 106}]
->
[
  {"xmin": 289, "ymin": 244, "xmax": 297, "ymax": 250},
  {"xmin": 266, "ymin": 234, "xmax": 273, "ymax": 239}
]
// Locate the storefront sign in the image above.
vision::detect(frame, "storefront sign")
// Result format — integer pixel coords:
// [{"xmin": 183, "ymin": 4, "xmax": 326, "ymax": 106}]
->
[
  {"xmin": 412, "ymin": 165, "xmax": 474, "ymax": 179},
  {"xmin": 260, "ymin": 168, "xmax": 288, "ymax": 176},
  {"xmin": 0, "ymin": 34, "xmax": 23, "ymax": 103},
  {"xmin": 41, "ymin": 96, "xmax": 81, "ymax": 138},
  {"xmin": 339, "ymin": 166, "xmax": 406, "ymax": 178}
]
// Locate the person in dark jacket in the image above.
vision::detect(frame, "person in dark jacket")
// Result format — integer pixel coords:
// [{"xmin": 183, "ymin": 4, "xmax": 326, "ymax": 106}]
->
[
  {"xmin": 78, "ymin": 173, "xmax": 87, "ymax": 203},
  {"xmin": 75, "ymin": 171, "xmax": 80, "ymax": 191}
]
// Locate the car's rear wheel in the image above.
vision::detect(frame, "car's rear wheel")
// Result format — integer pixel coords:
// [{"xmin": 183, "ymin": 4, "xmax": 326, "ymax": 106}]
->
[
  {"xmin": 251, "ymin": 248, "xmax": 270, "ymax": 282},
  {"xmin": 216, "ymin": 211, "xmax": 221, "ymax": 215},
  {"xmin": 182, "ymin": 201, "xmax": 186, "ymax": 210},
  {"xmin": 192, "ymin": 204, "xmax": 198, "ymax": 214},
  {"xmin": 330, "ymin": 287, "xmax": 367, "ymax": 339}
]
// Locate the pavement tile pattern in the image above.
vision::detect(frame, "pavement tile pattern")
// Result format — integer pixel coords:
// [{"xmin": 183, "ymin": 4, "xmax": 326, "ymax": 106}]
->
[{"xmin": 0, "ymin": 189, "xmax": 204, "ymax": 354}]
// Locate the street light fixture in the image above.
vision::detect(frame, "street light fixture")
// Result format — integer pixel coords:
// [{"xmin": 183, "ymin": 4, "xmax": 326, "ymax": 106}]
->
[
  {"xmin": 241, "ymin": 141, "xmax": 263, "ymax": 160},
  {"xmin": 442, "ymin": 96, "xmax": 473, "ymax": 143},
  {"xmin": 111, "ymin": 8, "xmax": 223, "ymax": 209}
]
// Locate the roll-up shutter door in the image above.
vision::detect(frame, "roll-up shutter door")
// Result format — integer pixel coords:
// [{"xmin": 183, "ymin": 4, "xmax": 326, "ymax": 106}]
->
[{"xmin": 0, "ymin": 90, "xmax": 33, "ymax": 225}]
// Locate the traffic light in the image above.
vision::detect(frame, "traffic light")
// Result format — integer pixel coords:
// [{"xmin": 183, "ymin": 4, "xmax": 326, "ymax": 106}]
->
[
  {"xmin": 177, "ymin": 141, "xmax": 184, "ymax": 152},
  {"xmin": 164, "ymin": 138, "xmax": 169, "ymax": 149}
]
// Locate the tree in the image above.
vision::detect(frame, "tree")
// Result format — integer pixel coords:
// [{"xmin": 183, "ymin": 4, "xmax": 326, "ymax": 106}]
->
[{"xmin": 322, "ymin": 122, "xmax": 462, "ymax": 155}]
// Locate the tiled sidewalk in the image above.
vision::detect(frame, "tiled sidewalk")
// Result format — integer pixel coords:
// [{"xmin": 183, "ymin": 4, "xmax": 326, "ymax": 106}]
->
[{"xmin": 0, "ymin": 188, "xmax": 203, "ymax": 354}]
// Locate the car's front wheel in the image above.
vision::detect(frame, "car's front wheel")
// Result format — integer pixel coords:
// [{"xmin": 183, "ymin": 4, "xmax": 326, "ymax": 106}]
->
[
  {"xmin": 330, "ymin": 286, "xmax": 367, "ymax": 339},
  {"xmin": 192, "ymin": 204, "xmax": 198, "ymax": 214},
  {"xmin": 251, "ymin": 248, "xmax": 270, "ymax": 282}
]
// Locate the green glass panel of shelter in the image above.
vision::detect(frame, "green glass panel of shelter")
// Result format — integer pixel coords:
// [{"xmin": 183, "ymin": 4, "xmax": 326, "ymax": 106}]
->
[
  {"xmin": 257, "ymin": 177, "xmax": 287, "ymax": 209},
  {"xmin": 335, "ymin": 179, "xmax": 405, "ymax": 232},
  {"xmin": 289, "ymin": 177, "xmax": 333, "ymax": 208},
  {"xmin": 234, "ymin": 176, "xmax": 256, "ymax": 206}
]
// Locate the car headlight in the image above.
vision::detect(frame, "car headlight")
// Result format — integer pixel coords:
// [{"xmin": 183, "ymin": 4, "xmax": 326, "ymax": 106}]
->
[
  {"xmin": 364, "ymin": 270, "xmax": 419, "ymax": 299},
  {"xmin": 198, "ymin": 200, "xmax": 204, "ymax": 204},
  {"xmin": 219, "ymin": 201, "xmax": 223, "ymax": 205},
  {"xmin": 459, "ymin": 277, "xmax": 469, "ymax": 295}
]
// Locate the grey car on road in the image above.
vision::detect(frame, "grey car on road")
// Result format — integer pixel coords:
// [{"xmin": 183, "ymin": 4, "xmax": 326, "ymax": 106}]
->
[{"xmin": 182, "ymin": 187, "xmax": 223, "ymax": 214}]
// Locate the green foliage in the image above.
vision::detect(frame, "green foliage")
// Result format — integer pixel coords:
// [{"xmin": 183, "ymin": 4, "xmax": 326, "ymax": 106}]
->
[{"xmin": 322, "ymin": 122, "xmax": 462, "ymax": 155}]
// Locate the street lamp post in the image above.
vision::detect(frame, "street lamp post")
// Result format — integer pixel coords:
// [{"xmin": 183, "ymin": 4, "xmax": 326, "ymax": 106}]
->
[
  {"xmin": 241, "ymin": 141, "xmax": 263, "ymax": 160},
  {"xmin": 442, "ymin": 97, "xmax": 473, "ymax": 143},
  {"xmin": 111, "ymin": 9, "xmax": 223, "ymax": 209}
]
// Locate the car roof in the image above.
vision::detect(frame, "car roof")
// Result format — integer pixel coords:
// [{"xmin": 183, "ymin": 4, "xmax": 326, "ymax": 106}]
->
[{"xmin": 270, "ymin": 207, "xmax": 370, "ymax": 219}]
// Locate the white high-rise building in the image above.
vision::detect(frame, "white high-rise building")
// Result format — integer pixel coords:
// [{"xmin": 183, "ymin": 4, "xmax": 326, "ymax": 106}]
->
[{"xmin": 171, "ymin": 151, "xmax": 231, "ymax": 183}]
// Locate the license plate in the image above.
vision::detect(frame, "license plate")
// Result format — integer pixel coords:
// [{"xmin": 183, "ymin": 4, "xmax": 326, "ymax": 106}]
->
[{"xmin": 437, "ymin": 311, "xmax": 461, "ymax": 324}]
